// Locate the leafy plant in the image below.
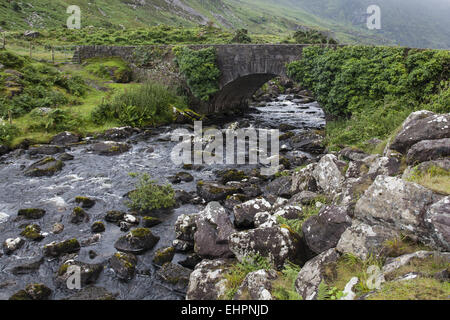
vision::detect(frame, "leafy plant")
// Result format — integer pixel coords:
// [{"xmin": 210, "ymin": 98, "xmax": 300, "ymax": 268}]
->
[
  {"xmin": 317, "ymin": 281, "xmax": 346, "ymax": 300},
  {"xmin": 0, "ymin": 120, "xmax": 19, "ymax": 144},
  {"xmin": 272, "ymin": 261, "xmax": 302, "ymax": 300}
]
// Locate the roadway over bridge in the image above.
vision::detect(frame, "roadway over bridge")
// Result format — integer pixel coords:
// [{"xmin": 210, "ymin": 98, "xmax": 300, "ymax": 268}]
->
[{"xmin": 74, "ymin": 44, "xmax": 320, "ymax": 113}]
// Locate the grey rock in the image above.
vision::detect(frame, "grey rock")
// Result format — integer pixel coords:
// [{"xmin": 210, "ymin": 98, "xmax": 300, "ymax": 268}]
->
[
  {"xmin": 234, "ymin": 269, "xmax": 278, "ymax": 300},
  {"xmin": 407, "ymin": 138, "xmax": 450, "ymax": 165},
  {"xmin": 110, "ymin": 252, "xmax": 137, "ymax": 281},
  {"xmin": 233, "ymin": 198, "xmax": 272, "ymax": 228},
  {"xmin": 114, "ymin": 228, "xmax": 160, "ymax": 255},
  {"xmin": 424, "ymin": 196, "xmax": 450, "ymax": 251}
]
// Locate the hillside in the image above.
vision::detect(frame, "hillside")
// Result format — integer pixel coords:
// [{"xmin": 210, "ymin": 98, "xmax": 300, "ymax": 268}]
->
[{"xmin": 0, "ymin": 0, "xmax": 449, "ymax": 48}]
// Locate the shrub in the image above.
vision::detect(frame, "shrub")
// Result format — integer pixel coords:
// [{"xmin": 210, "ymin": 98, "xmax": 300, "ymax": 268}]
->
[
  {"xmin": 0, "ymin": 121, "xmax": 19, "ymax": 144},
  {"xmin": 231, "ymin": 29, "xmax": 252, "ymax": 43},
  {"xmin": 0, "ymin": 51, "xmax": 26, "ymax": 69},
  {"xmin": 126, "ymin": 173, "xmax": 176, "ymax": 214},
  {"xmin": 174, "ymin": 46, "xmax": 221, "ymax": 101}
]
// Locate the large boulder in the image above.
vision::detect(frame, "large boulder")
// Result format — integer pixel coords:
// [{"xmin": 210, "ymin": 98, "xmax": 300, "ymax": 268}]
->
[
  {"xmin": 424, "ymin": 196, "xmax": 450, "ymax": 251},
  {"xmin": 186, "ymin": 259, "xmax": 233, "ymax": 300},
  {"xmin": 291, "ymin": 163, "xmax": 318, "ymax": 194},
  {"xmin": 194, "ymin": 202, "xmax": 235, "ymax": 259},
  {"xmin": 229, "ymin": 226, "xmax": 300, "ymax": 270},
  {"xmin": 302, "ymin": 205, "xmax": 352, "ymax": 255},
  {"xmin": 336, "ymin": 220, "xmax": 399, "ymax": 260},
  {"xmin": 233, "ymin": 198, "xmax": 272, "ymax": 228},
  {"xmin": 264, "ymin": 176, "xmax": 292, "ymax": 198},
  {"xmin": 312, "ymin": 154, "xmax": 346, "ymax": 197},
  {"xmin": 50, "ymin": 131, "xmax": 81, "ymax": 146},
  {"xmin": 234, "ymin": 269, "xmax": 278, "ymax": 300},
  {"xmin": 295, "ymin": 248, "xmax": 340, "ymax": 300},
  {"xmin": 390, "ymin": 112, "xmax": 450, "ymax": 154},
  {"xmin": 406, "ymin": 138, "xmax": 450, "ymax": 165},
  {"xmin": 114, "ymin": 228, "xmax": 160, "ymax": 255},
  {"xmin": 89, "ymin": 141, "xmax": 131, "ymax": 156},
  {"xmin": 355, "ymin": 175, "xmax": 440, "ymax": 237}
]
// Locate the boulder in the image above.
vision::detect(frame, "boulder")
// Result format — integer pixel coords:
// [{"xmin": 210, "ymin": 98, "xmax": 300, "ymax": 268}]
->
[
  {"xmin": 234, "ymin": 269, "xmax": 278, "ymax": 300},
  {"xmin": 43, "ymin": 239, "xmax": 81, "ymax": 257},
  {"xmin": 28, "ymin": 145, "xmax": 65, "ymax": 156},
  {"xmin": 50, "ymin": 131, "xmax": 81, "ymax": 146},
  {"xmin": 194, "ymin": 202, "xmax": 235, "ymax": 259},
  {"xmin": 197, "ymin": 181, "xmax": 240, "ymax": 202},
  {"xmin": 295, "ymin": 248, "xmax": 340, "ymax": 300},
  {"xmin": 339, "ymin": 147, "xmax": 370, "ymax": 162},
  {"xmin": 264, "ymin": 176, "xmax": 292, "ymax": 198},
  {"xmin": 179, "ymin": 253, "xmax": 202, "ymax": 270},
  {"xmin": 367, "ymin": 156, "xmax": 402, "ymax": 177},
  {"xmin": 290, "ymin": 132, "xmax": 325, "ymax": 154},
  {"xmin": 3, "ymin": 237, "xmax": 24, "ymax": 255},
  {"xmin": 336, "ymin": 220, "xmax": 399, "ymax": 260},
  {"xmin": 390, "ymin": 112, "xmax": 450, "ymax": 154},
  {"xmin": 110, "ymin": 252, "xmax": 138, "ymax": 281},
  {"xmin": 424, "ymin": 196, "xmax": 450, "ymax": 251},
  {"xmin": 114, "ymin": 228, "xmax": 160, "ymax": 255},
  {"xmin": 57, "ymin": 260, "xmax": 103, "ymax": 287},
  {"xmin": 156, "ymin": 262, "xmax": 192, "ymax": 292},
  {"xmin": 18, "ymin": 208, "xmax": 46, "ymax": 220},
  {"xmin": 174, "ymin": 214, "xmax": 197, "ymax": 242},
  {"xmin": 233, "ymin": 198, "xmax": 272, "ymax": 228},
  {"xmin": 302, "ymin": 205, "xmax": 352, "ymax": 255},
  {"xmin": 406, "ymin": 138, "xmax": 450, "ymax": 165},
  {"xmin": 273, "ymin": 205, "xmax": 303, "ymax": 220},
  {"xmin": 153, "ymin": 247, "xmax": 175, "ymax": 266},
  {"xmin": 89, "ymin": 141, "xmax": 131, "ymax": 156},
  {"xmin": 186, "ymin": 259, "xmax": 232, "ymax": 300},
  {"xmin": 289, "ymin": 191, "xmax": 319, "ymax": 206},
  {"xmin": 402, "ymin": 159, "xmax": 450, "ymax": 180},
  {"xmin": 312, "ymin": 154, "xmax": 346, "ymax": 197},
  {"xmin": 291, "ymin": 163, "xmax": 318, "ymax": 194},
  {"xmin": 24, "ymin": 157, "xmax": 64, "ymax": 177},
  {"xmin": 96, "ymin": 127, "xmax": 137, "ymax": 141},
  {"xmin": 229, "ymin": 226, "xmax": 300, "ymax": 270}
]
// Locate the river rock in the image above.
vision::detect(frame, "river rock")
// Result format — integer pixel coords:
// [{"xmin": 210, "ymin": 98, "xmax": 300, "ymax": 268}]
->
[
  {"xmin": 175, "ymin": 214, "xmax": 197, "ymax": 242},
  {"xmin": 234, "ymin": 269, "xmax": 278, "ymax": 300},
  {"xmin": 43, "ymin": 239, "xmax": 81, "ymax": 257},
  {"xmin": 336, "ymin": 220, "xmax": 399, "ymax": 260},
  {"xmin": 66, "ymin": 286, "xmax": 115, "ymax": 300},
  {"xmin": 89, "ymin": 141, "xmax": 131, "ymax": 156},
  {"xmin": 0, "ymin": 212, "xmax": 9, "ymax": 224},
  {"xmin": 110, "ymin": 252, "xmax": 138, "ymax": 281},
  {"xmin": 24, "ymin": 157, "xmax": 64, "ymax": 177},
  {"xmin": 229, "ymin": 226, "xmax": 300, "ymax": 270},
  {"xmin": 142, "ymin": 216, "xmax": 162, "ymax": 228},
  {"xmin": 8, "ymin": 256, "xmax": 44, "ymax": 275},
  {"xmin": 194, "ymin": 202, "xmax": 235, "ymax": 259},
  {"xmin": 91, "ymin": 221, "xmax": 105, "ymax": 233},
  {"xmin": 312, "ymin": 154, "xmax": 346, "ymax": 197},
  {"xmin": 157, "ymin": 262, "xmax": 192, "ymax": 292},
  {"xmin": 290, "ymin": 132, "xmax": 325, "ymax": 154},
  {"xmin": 153, "ymin": 247, "xmax": 175, "ymax": 266},
  {"xmin": 424, "ymin": 196, "xmax": 450, "ymax": 251},
  {"xmin": 406, "ymin": 138, "xmax": 450, "ymax": 165},
  {"xmin": 75, "ymin": 196, "xmax": 96, "ymax": 209},
  {"xmin": 20, "ymin": 224, "xmax": 44, "ymax": 241},
  {"xmin": 196, "ymin": 181, "xmax": 240, "ymax": 202},
  {"xmin": 50, "ymin": 131, "xmax": 81, "ymax": 146},
  {"xmin": 57, "ymin": 260, "xmax": 103, "ymax": 287},
  {"xmin": 179, "ymin": 253, "xmax": 202, "ymax": 270},
  {"xmin": 390, "ymin": 112, "xmax": 450, "ymax": 154},
  {"xmin": 97, "ymin": 127, "xmax": 137, "ymax": 141},
  {"xmin": 70, "ymin": 207, "xmax": 89, "ymax": 224},
  {"xmin": 9, "ymin": 283, "xmax": 51, "ymax": 300},
  {"xmin": 302, "ymin": 205, "xmax": 352, "ymax": 255},
  {"xmin": 114, "ymin": 228, "xmax": 160, "ymax": 255},
  {"xmin": 28, "ymin": 144, "xmax": 65, "ymax": 156},
  {"xmin": 186, "ymin": 259, "xmax": 232, "ymax": 300},
  {"xmin": 3, "ymin": 237, "xmax": 24, "ymax": 255},
  {"xmin": 105, "ymin": 210, "xmax": 125, "ymax": 223},
  {"xmin": 0, "ymin": 144, "xmax": 9, "ymax": 156},
  {"xmin": 291, "ymin": 163, "xmax": 318, "ymax": 194},
  {"xmin": 18, "ymin": 208, "xmax": 46, "ymax": 219},
  {"xmin": 264, "ymin": 176, "xmax": 292, "ymax": 198},
  {"xmin": 168, "ymin": 172, "xmax": 194, "ymax": 184},
  {"xmin": 233, "ymin": 198, "xmax": 272, "ymax": 228},
  {"xmin": 355, "ymin": 175, "xmax": 439, "ymax": 237},
  {"xmin": 295, "ymin": 248, "xmax": 340, "ymax": 300}
]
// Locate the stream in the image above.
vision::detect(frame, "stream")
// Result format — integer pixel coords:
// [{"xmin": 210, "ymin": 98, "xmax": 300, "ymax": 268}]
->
[{"xmin": 0, "ymin": 94, "xmax": 325, "ymax": 300}]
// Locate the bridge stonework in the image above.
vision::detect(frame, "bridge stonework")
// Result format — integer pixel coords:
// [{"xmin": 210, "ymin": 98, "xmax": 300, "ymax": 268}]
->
[{"xmin": 74, "ymin": 44, "xmax": 310, "ymax": 114}]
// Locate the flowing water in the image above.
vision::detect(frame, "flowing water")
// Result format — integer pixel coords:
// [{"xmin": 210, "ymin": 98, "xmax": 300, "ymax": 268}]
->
[{"xmin": 0, "ymin": 94, "xmax": 325, "ymax": 300}]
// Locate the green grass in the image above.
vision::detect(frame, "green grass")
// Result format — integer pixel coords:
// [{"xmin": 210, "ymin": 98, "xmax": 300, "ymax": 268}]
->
[
  {"xmin": 271, "ymin": 262, "xmax": 303, "ymax": 300},
  {"xmin": 406, "ymin": 165, "xmax": 450, "ymax": 195},
  {"xmin": 367, "ymin": 278, "xmax": 450, "ymax": 300}
]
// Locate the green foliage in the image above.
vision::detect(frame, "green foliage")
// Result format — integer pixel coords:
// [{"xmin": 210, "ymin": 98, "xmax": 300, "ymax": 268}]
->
[
  {"xmin": 84, "ymin": 57, "xmax": 131, "ymax": 82},
  {"xmin": 223, "ymin": 254, "xmax": 272, "ymax": 300},
  {"xmin": 126, "ymin": 172, "xmax": 175, "ymax": 214},
  {"xmin": 293, "ymin": 29, "xmax": 337, "ymax": 44},
  {"xmin": 174, "ymin": 46, "xmax": 221, "ymax": 101},
  {"xmin": 272, "ymin": 262, "xmax": 303, "ymax": 300},
  {"xmin": 231, "ymin": 29, "xmax": 252, "ymax": 43},
  {"xmin": 0, "ymin": 50, "xmax": 27, "ymax": 69},
  {"xmin": 0, "ymin": 121, "xmax": 19, "ymax": 144},
  {"xmin": 317, "ymin": 281, "xmax": 346, "ymax": 300},
  {"xmin": 91, "ymin": 81, "xmax": 185, "ymax": 127},
  {"xmin": 406, "ymin": 165, "xmax": 450, "ymax": 195}
]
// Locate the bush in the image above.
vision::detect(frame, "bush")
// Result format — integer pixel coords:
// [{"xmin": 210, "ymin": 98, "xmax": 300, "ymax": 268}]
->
[
  {"xmin": 126, "ymin": 173, "xmax": 176, "ymax": 214},
  {"xmin": 174, "ymin": 46, "xmax": 221, "ymax": 101},
  {"xmin": 231, "ymin": 29, "xmax": 252, "ymax": 43},
  {"xmin": 0, "ymin": 51, "xmax": 26, "ymax": 69},
  {"xmin": 0, "ymin": 121, "xmax": 19, "ymax": 144}
]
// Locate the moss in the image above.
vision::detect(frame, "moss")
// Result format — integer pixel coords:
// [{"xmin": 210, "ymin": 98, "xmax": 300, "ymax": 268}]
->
[
  {"xmin": 51, "ymin": 239, "xmax": 81, "ymax": 255},
  {"xmin": 20, "ymin": 224, "xmax": 43, "ymax": 241},
  {"xmin": 91, "ymin": 221, "xmax": 105, "ymax": 233},
  {"xmin": 58, "ymin": 263, "xmax": 70, "ymax": 276},
  {"xmin": 18, "ymin": 208, "xmax": 46, "ymax": 219},
  {"xmin": 367, "ymin": 278, "xmax": 450, "ymax": 300},
  {"xmin": 114, "ymin": 252, "xmax": 136, "ymax": 269},
  {"xmin": 142, "ymin": 216, "xmax": 162, "ymax": 228},
  {"xmin": 153, "ymin": 247, "xmax": 175, "ymax": 266},
  {"xmin": 130, "ymin": 228, "xmax": 151, "ymax": 239},
  {"xmin": 75, "ymin": 196, "xmax": 96, "ymax": 208},
  {"xmin": 220, "ymin": 169, "xmax": 248, "ymax": 184}
]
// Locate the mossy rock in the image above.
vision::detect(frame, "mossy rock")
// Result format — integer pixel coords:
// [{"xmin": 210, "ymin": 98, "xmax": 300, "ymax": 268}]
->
[
  {"xmin": 43, "ymin": 238, "xmax": 80, "ymax": 257},
  {"xmin": 110, "ymin": 252, "xmax": 138, "ymax": 281},
  {"xmin": 24, "ymin": 157, "xmax": 64, "ymax": 177},
  {"xmin": 9, "ymin": 283, "xmax": 52, "ymax": 300},
  {"xmin": 18, "ymin": 208, "xmax": 46, "ymax": 220},
  {"xmin": 142, "ymin": 216, "xmax": 163, "ymax": 228},
  {"xmin": 70, "ymin": 207, "xmax": 89, "ymax": 224},
  {"xmin": 114, "ymin": 228, "xmax": 160, "ymax": 255},
  {"xmin": 153, "ymin": 247, "xmax": 175, "ymax": 266},
  {"xmin": 57, "ymin": 260, "xmax": 103, "ymax": 287},
  {"xmin": 91, "ymin": 221, "xmax": 105, "ymax": 233},
  {"xmin": 20, "ymin": 224, "xmax": 44, "ymax": 241},
  {"xmin": 105, "ymin": 210, "xmax": 125, "ymax": 223},
  {"xmin": 218, "ymin": 169, "xmax": 248, "ymax": 184},
  {"xmin": 75, "ymin": 196, "xmax": 96, "ymax": 209}
]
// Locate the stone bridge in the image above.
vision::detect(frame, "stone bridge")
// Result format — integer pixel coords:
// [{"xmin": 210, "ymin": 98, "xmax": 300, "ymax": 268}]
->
[{"xmin": 74, "ymin": 44, "xmax": 322, "ymax": 114}]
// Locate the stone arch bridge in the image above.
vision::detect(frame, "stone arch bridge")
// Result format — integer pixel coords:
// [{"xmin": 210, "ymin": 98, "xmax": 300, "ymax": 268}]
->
[{"xmin": 74, "ymin": 44, "xmax": 323, "ymax": 114}]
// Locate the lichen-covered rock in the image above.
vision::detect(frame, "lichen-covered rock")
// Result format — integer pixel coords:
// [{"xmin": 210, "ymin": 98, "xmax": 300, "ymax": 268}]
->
[
  {"xmin": 186, "ymin": 259, "xmax": 232, "ymax": 300},
  {"xmin": 75, "ymin": 196, "xmax": 96, "ymax": 209},
  {"xmin": 194, "ymin": 202, "xmax": 235, "ymax": 259},
  {"xmin": 290, "ymin": 132, "xmax": 325, "ymax": 154},
  {"xmin": 339, "ymin": 147, "xmax": 370, "ymax": 162},
  {"xmin": 295, "ymin": 248, "xmax": 340, "ymax": 300},
  {"xmin": 18, "ymin": 208, "xmax": 46, "ymax": 220},
  {"xmin": 43, "ymin": 239, "xmax": 81, "ymax": 257},
  {"xmin": 233, "ymin": 198, "xmax": 272, "ymax": 228},
  {"xmin": 50, "ymin": 131, "xmax": 81, "ymax": 146},
  {"xmin": 312, "ymin": 154, "xmax": 346, "ymax": 197},
  {"xmin": 273, "ymin": 205, "xmax": 303, "ymax": 220},
  {"xmin": 406, "ymin": 138, "xmax": 450, "ymax": 165},
  {"xmin": 336, "ymin": 220, "xmax": 399, "ymax": 260},
  {"xmin": 302, "ymin": 205, "xmax": 352, "ymax": 255},
  {"xmin": 20, "ymin": 224, "xmax": 44, "ymax": 241},
  {"xmin": 153, "ymin": 247, "xmax": 175, "ymax": 266},
  {"xmin": 114, "ymin": 228, "xmax": 160, "ymax": 255},
  {"xmin": 110, "ymin": 252, "xmax": 138, "ymax": 281},
  {"xmin": 381, "ymin": 251, "xmax": 436, "ymax": 276},
  {"xmin": 390, "ymin": 112, "xmax": 449, "ymax": 154},
  {"xmin": 264, "ymin": 176, "xmax": 292, "ymax": 198},
  {"xmin": 70, "ymin": 207, "xmax": 89, "ymax": 224},
  {"xmin": 89, "ymin": 141, "xmax": 131, "ymax": 156},
  {"xmin": 355, "ymin": 175, "xmax": 439, "ymax": 237},
  {"xmin": 234, "ymin": 269, "xmax": 278, "ymax": 300},
  {"xmin": 229, "ymin": 226, "xmax": 300, "ymax": 270},
  {"xmin": 105, "ymin": 210, "xmax": 125, "ymax": 223},
  {"xmin": 402, "ymin": 159, "xmax": 450, "ymax": 180},
  {"xmin": 24, "ymin": 157, "xmax": 64, "ymax": 177},
  {"xmin": 175, "ymin": 213, "xmax": 198, "ymax": 242},
  {"xmin": 291, "ymin": 163, "xmax": 318, "ymax": 194},
  {"xmin": 142, "ymin": 216, "xmax": 162, "ymax": 228},
  {"xmin": 196, "ymin": 181, "xmax": 240, "ymax": 202},
  {"xmin": 367, "ymin": 156, "xmax": 402, "ymax": 177},
  {"xmin": 3, "ymin": 237, "xmax": 24, "ymax": 255},
  {"xmin": 57, "ymin": 260, "xmax": 103, "ymax": 287},
  {"xmin": 9, "ymin": 283, "xmax": 52, "ymax": 300},
  {"xmin": 424, "ymin": 196, "xmax": 450, "ymax": 251},
  {"xmin": 289, "ymin": 191, "xmax": 319, "ymax": 206},
  {"xmin": 156, "ymin": 262, "xmax": 192, "ymax": 292}
]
